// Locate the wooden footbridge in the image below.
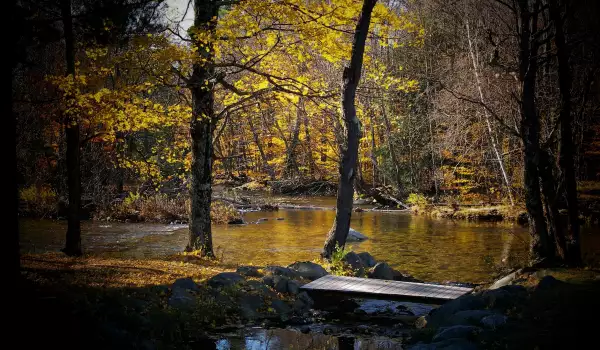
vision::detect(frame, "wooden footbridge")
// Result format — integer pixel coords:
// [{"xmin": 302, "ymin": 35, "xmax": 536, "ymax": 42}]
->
[{"xmin": 301, "ymin": 275, "xmax": 472, "ymax": 304}]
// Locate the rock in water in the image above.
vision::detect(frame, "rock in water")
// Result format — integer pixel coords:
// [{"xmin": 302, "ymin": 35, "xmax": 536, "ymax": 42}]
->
[
  {"xmin": 207, "ymin": 272, "xmax": 245, "ymax": 288},
  {"xmin": 288, "ymin": 261, "xmax": 328, "ymax": 280},
  {"xmin": 357, "ymin": 252, "xmax": 377, "ymax": 267},
  {"xmin": 347, "ymin": 228, "xmax": 368, "ymax": 242},
  {"xmin": 369, "ymin": 262, "xmax": 395, "ymax": 280}
]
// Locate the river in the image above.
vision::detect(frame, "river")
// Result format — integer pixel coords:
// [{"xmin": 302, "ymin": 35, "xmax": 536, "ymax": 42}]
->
[{"xmin": 20, "ymin": 196, "xmax": 544, "ymax": 283}]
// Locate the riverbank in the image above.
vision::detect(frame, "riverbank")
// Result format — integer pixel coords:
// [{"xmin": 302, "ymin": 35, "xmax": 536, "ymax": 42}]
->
[{"xmin": 19, "ymin": 252, "xmax": 600, "ymax": 349}]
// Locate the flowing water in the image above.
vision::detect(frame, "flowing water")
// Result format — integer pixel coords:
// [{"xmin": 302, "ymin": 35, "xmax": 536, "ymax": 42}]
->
[{"xmin": 20, "ymin": 193, "xmax": 600, "ymax": 283}]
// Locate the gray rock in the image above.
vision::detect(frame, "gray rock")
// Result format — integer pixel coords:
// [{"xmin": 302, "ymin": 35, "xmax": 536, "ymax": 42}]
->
[
  {"xmin": 408, "ymin": 338, "xmax": 479, "ymax": 350},
  {"xmin": 347, "ymin": 228, "xmax": 368, "ymax": 242},
  {"xmin": 227, "ymin": 218, "xmax": 245, "ymax": 224},
  {"xmin": 239, "ymin": 294, "xmax": 265, "ymax": 320},
  {"xmin": 342, "ymin": 251, "xmax": 365, "ymax": 272},
  {"xmin": 481, "ymin": 314, "xmax": 507, "ymax": 329},
  {"xmin": 426, "ymin": 295, "xmax": 486, "ymax": 328},
  {"xmin": 246, "ymin": 280, "xmax": 275, "ymax": 295},
  {"xmin": 236, "ymin": 265, "xmax": 262, "ymax": 277},
  {"xmin": 432, "ymin": 325, "xmax": 481, "ymax": 342},
  {"xmin": 207, "ymin": 272, "xmax": 245, "ymax": 288},
  {"xmin": 370, "ymin": 262, "xmax": 395, "ymax": 280},
  {"xmin": 261, "ymin": 276, "xmax": 274, "ymax": 287},
  {"xmin": 287, "ymin": 280, "xmax": 301, "ymax": 295},
  {"xmin": 276, "ymin": 217, "xmax": 285, "ymax": 221},
  {"xmin": 536, "ymin": 275, "xmax": 563, "ymax": 290},
  {"xmin": 172, "ymin": 277, "xmax": 199, "ymax": 291},
  {"xmin": 271, "ymin": 299, "xmax": 292, "ymax": 315},
  {"xmin": 482, "ymin": 285, "xmax": 527, "ymax": 309},
  {"xmin": 288, "ymin": 261, "xmax": 328, "ymax": 280},
  {"xmin": 297, "ymin": 291, "xmax": 314, "ymax": 308},
  {"xmin": 293, "ymin": 299, "xmax": 310, "ymax": 314},
  {"xmin": 357, "ymin": 252, "xmax": 377, "ymax": 267},
  {"xmin": 446, "ymin": 310, "xmax": 495, "ymax": 326},
  {"xmin": 264, "ymin": 265, "xmax": 299, "ymax": 278},
  {"xmin": 273, "ymin": 275, "xmax": 290, "ymax": 293},
  {"xmin": 168, "ymin": 288, "xmax": 195, "ymax": 309}
]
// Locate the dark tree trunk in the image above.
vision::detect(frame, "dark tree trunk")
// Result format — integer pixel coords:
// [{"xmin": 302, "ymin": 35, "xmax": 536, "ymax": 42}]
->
[
  {"xmin": 62, "ymin": 0, "xmax": 82, "ymax": 257},
  {"xmin": 549, "ymin": 0, "xmax": 581, "ymax": 265},
  {"xmin": 186, "ymin": 0, "xmax": 218, "ymax": 257},
  {"xmin": 323, "ymin": 0, "xmax": 377, "ymax": 259},
  {"xmin": 518, "ymin": 0, "xmax": 552, "ymax": 263},
  {"xmin": 539, "ymin": 149, "xmax": 564, "ymax": 258},
  {"xmin": 10, "ymin": 0, "xmax": 20, "ymax": 279}
]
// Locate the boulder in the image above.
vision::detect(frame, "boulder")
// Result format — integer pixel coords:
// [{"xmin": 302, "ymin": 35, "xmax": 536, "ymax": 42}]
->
[
  {"xmin": 342, "ymin": 251, "xmax": 364, "ymax": 272},
  {"xmin": 245, "ymin": 280, "xmax": 273, "ymax": 294},
  {"xmin": 172, "ymin": 277, "xmax": 199, "ymax": 292},
  {"xmin": 271, "ymin": 299, "xmax": 292, "ymax": 316},
  {"xmin": 369, "ymin": 262, "xmax": 395, "ymax": 280},
  {"xmin": 207, "ymin": 272, "xmax": 245, "ymax": 288},
  {"xmin": 347, "ymin": 228, "xmax": 368, "ymax": 242},
  {"xmin": 236, "ymin": 265, "xmax": 262, "ymax": 277},
  {"xmin": 426, "ymin": 294, "xmax": 486, "ymax": 328},
  {"xmin": 482, "ymin": 285, "xmax": 527, "ymax": 309},
  {"xmin": 297, "ymin": 291, "xmax": 314, "ymax": 309},
  {"xmin": 168, "ymin": 288, "xmax": 195, "ymax": 309},
  {"xmin": 288, "ymin": 261, "xmax": 328, "ymax": 280},
  {"xmin": 357, "ymin": 252, "xmax": 377, "ymax": 268},
  {"xmin": 273, "ymin": 275, "xmax": 290, "ymax": 293},
  {"xmin": 287, "ymin": 280, "xmax": 301, "ymax": 295},
  {"xmin": 408, "ymin": 339, "xmax": 478, "ymax": 350},
  {"xmin": 481, "ymin": 314, "xmax": 507, "ymax": 329},
  {"xmin": 264, "ymin": 265, "xmax": 299, "ymax": 278},
  {"xmin": 446, "ymin": 310, "xmax": 495, "ymax": 326},
  {"xmin": 432, "ymin": 325, "xmax": 481, "ymax": 343},
  {"xmin": 239, "ymin": 294, "xmax": 265, "ymax": 320},
  {"xmin": 261, "ymin": 276, "xmax": 274, "ymax": 288},
  {"xmin": 227, "ymin": 218, "xmax": 245, "ymax": 225},
  {"xmin": 536, "ymin": 275, "xmax": 564, "ymax": 290}
]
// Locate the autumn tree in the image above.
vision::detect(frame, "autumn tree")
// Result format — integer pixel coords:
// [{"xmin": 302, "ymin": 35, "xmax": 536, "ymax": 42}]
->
[{"xmin": 322, "ymin": 0, "xmax": 378, "ymax": 258}]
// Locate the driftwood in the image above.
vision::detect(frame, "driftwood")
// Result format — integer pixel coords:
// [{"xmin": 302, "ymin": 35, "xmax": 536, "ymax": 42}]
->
[{"xmin": 368, "ymin": 188, "xmax": 409, "ymax": 209}]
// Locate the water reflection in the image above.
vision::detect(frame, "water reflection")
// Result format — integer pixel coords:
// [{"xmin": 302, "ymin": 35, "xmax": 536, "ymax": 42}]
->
[
  {"xmin": 20, "ymin": 208, "xmax": 539, "ymax": 282},
  {"xmin": 212, "ymin": 328, "xmax": 402, "ymax": 350}
]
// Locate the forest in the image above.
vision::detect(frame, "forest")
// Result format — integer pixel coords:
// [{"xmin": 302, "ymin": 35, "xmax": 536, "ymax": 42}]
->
[{"xmin": 11, "ymin": 0, "xmax": 600, "ymax": 349}]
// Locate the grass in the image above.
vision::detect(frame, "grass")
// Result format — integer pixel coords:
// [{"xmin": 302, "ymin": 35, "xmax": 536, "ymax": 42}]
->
[{"xmin": 20, "ymin": 253, "xmax": 243, "ymax": 349}]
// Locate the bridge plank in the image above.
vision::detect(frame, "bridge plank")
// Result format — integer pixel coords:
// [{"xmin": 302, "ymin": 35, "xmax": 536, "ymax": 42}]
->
[{"xmin": 300, "ymin": 275, "xmax": 472, "ymax": 302}]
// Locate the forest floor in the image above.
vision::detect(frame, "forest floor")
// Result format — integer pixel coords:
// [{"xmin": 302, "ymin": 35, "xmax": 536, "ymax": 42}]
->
[{"xmin": 17, "ymin": 252, "xmax": 600, "ymax": 349}]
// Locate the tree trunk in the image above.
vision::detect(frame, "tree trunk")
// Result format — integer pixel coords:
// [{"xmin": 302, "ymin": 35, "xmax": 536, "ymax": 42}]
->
[
  {"xmin": 465, "ymin": 20, "xmax": 515, "ymax": 206},
  {"xmin": 539, "ymin": 149, "xmax": 563, "ymax": 258},
  {"xmin": 518, "ymin": 0, "xmax": 552, "ymax": 263},
  {"xmin": 186, "ymin": 0, "xmax": 218, "ymax": 257},
  {"xmin": 549, "ymin": 0, "xmax": 581, "ymax": 265},
  {"xmin": 323, "ymin": 0, "xmax": 377, "ymax": 259},
  {"xmin": 284, "ymin": 100, "xmax": 303, "ymax": 178},
  {"xmin": 10, "ymin": 0, "xmax": 20, "ymax": 279},
  {"xmin": 248, "ymin": 116, "xmax": 275, "ymax": 180},
  {"xmin": 62, "ymin": 0, "xmax": 82, "ymax": 257},
  {"xmin": 303, "ymin": 112, "xmax": 316, "ymax": 179}
]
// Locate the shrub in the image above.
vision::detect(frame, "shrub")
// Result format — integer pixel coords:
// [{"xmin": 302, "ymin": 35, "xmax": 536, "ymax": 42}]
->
[
  {"xmin": 19, "ymin": 185, "xmax": 57, "ymax": 217},
  {"xmin": 406, "ymin": 193, "xmax": 429, "ymax": 209}
]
